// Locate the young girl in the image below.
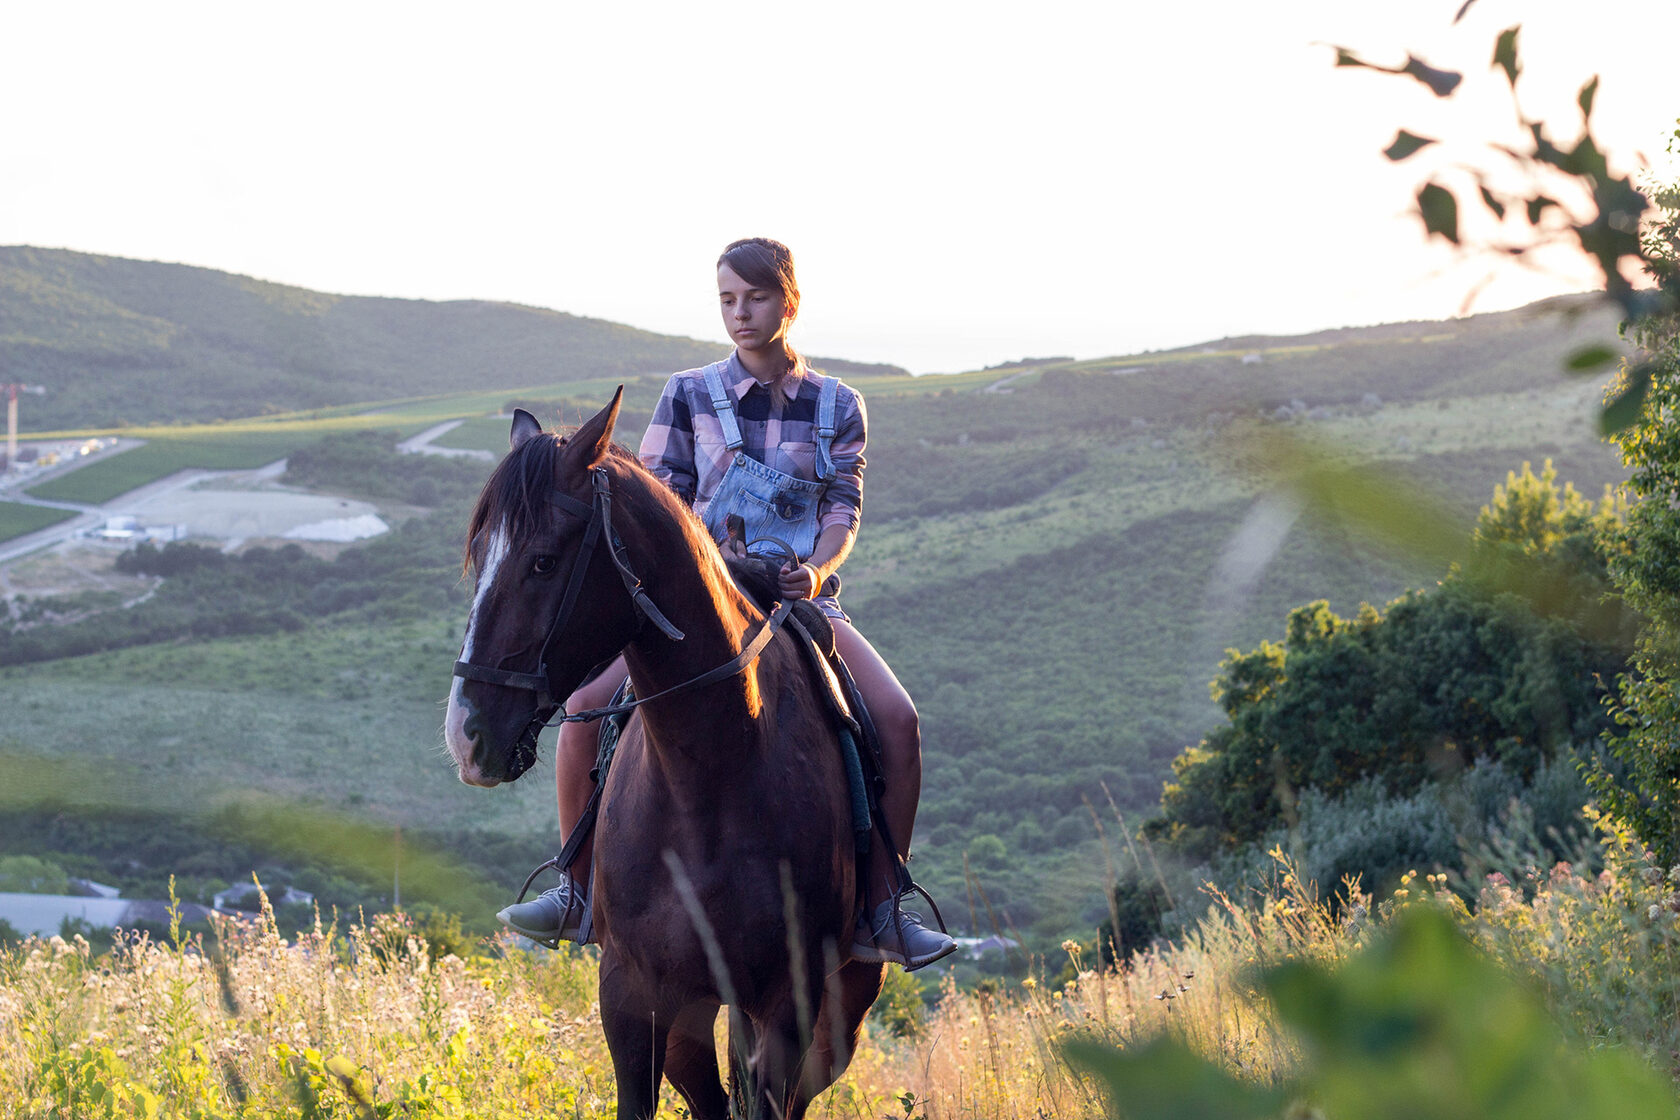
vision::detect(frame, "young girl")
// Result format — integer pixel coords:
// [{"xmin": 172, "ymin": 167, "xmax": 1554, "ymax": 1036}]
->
[{"xmin": 499, "ymin": 238, "xmax": 955, "ymax": 970}]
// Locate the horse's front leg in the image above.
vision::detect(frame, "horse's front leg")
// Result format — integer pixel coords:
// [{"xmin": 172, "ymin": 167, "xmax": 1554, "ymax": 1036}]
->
[
  {"xmin": 598, "ymin": 962, "xmax": 669, "ymax": 1120},
  {"xmin": 663, "ymin": 1001, "xmax": 729, "ymax": 1120},
  {"xmin": 745, "ymin": 995, "xmax": 823, "ymax": 1120},
  {"xmin": 793, "ymin": 959, "xmax": 887, "ymax": 1116}
]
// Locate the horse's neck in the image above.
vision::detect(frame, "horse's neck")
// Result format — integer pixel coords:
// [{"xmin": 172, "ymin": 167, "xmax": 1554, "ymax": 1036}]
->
[{"xmin": 622, "ymin": 529, "xmax": 767, "ymax": 758}]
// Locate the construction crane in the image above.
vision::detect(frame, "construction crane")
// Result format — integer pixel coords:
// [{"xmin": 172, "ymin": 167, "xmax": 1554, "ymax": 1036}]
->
[{"xmin": 3, "ymin": 383, "xmax": 47, "ymax": 473}]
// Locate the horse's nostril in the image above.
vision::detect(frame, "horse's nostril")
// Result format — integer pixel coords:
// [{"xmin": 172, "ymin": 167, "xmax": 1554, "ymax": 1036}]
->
[{"xmin": 462, "ymin": 711, "xmax": 483, "ymax": 744}]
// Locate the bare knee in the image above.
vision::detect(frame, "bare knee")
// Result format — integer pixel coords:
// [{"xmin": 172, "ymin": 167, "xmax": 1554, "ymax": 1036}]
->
[
  {"xmin": 876, "ymin": 693, "xmax": 919, "ymax": 759},
  {"xmin": 567, "ymin": 661, "xmax": 625, "ymax": 716}
]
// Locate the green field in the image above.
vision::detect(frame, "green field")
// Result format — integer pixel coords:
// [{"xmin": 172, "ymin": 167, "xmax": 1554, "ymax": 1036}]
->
[{"xmin": 0, "ymin": 501, "xmax": 78, "ymax": 543}]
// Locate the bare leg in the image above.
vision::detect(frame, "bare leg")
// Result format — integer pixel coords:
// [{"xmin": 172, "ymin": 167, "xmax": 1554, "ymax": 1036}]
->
[
  {"xmin": 830, "ymin": 620, "xmax": 920, "ymax": 909},
  {"xmin": 556, "ymin": 655, "xmax": 626, "ymax": 873}
]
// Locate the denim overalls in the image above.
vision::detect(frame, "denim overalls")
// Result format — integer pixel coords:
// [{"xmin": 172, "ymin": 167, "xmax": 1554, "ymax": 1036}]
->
[{"xmin": 699, "ymin": 361, "xmax": 848, "ymax": 620}]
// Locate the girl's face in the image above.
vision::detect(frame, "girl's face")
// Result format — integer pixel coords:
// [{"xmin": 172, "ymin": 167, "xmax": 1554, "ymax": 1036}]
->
[{"xmin": 718, "ymin": 263, "xmax": 792, "ymax": 355}]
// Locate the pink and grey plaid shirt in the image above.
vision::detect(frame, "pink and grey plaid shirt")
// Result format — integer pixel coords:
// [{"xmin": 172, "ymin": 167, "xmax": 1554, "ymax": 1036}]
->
[{"xmin": 639, "ymin": 352, "xmax": 867, "ymax": 536}]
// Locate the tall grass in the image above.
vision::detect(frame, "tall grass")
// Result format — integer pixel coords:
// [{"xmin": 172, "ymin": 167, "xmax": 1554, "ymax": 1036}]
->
[{"xmin": 0, "ymin": 849, "xmax": 1588, "ymax": 1119}]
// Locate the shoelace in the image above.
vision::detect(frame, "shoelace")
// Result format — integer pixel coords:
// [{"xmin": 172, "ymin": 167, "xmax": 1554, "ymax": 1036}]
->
[{"xmin": 871, "ymin": 908, "xmax": 932, "ymax": 938}]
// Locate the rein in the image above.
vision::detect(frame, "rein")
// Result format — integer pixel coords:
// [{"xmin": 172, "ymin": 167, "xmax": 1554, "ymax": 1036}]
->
[{"xmin": 453, "ymin": 464, "xmax": 792, "ymax": 729}]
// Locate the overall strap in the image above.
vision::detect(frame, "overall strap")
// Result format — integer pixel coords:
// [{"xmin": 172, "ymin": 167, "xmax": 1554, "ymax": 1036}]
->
[
  {"xmin": 701, "ymin": 362, "xmax": 745, "ymax": 451},
  {"xmin": 814, "ymin": 374, "xmax": 840, "ymax": 483}
]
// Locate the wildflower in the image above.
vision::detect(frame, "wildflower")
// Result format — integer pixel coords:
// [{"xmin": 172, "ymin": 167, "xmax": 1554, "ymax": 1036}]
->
[{"xmin": 1021, "ymin": 977, "xmax": 1037, "ymax": 990}]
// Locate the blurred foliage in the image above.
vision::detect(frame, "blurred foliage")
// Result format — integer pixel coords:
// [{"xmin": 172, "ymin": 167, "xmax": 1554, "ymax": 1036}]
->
[
  {"xmin": 0, "ymin": 798, "xmax": 520, "ymax": 939},
  {"xmin": 870, "ymin": 964, "xmax": 929, "ymax": 1039},
  {"xmin": 1338, "ymin": 19, "xmax": 1674, "ymax": 431},
  {"xmin": 1068, "ymin": 907, "xmax": 1675, "ymax": 1120},
  {"xmin": 1148, "ymin": 461, "xmax": 1628, "ymax": 860},
  {"xmin": 0, "ymin": 853, "xmax": 69, "ymax": 894},
  {"xmin": 1589, "ymin": 140, "xmax": 1680, "ymax": 864}
]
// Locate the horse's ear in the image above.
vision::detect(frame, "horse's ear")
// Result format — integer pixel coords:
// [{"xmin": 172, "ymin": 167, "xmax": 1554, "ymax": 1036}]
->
[
  {"xmin": 568, "ymin": 387, "xmax": 624, "ymax": 468},
  {"xmin": 510, "ymin": 409, "xmax": 543, "ymax": 452}
]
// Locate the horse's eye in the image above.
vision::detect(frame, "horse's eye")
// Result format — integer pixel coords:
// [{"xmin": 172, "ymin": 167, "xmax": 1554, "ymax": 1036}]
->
[{"xmin": 533, "ymin": 556, "xmax": 557, "ymax": 576}]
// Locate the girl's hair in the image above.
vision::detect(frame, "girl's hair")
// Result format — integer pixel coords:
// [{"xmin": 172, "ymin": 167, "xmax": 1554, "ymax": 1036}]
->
[
  {"xmin": 718, "ymin": 237, "xmax": 800, "ymax": 321},
  {"xmin": 724, "ymin": 512, "xmax": 745, "ymax": 538}
]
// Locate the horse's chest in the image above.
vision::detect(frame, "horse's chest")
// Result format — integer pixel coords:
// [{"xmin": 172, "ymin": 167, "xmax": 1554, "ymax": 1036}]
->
[{"xmin": 594, "ymin": 769, "xmax": 850, "ymax": 983}]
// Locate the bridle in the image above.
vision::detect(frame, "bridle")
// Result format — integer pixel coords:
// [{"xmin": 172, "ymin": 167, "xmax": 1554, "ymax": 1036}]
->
[{"xmin": 452, "ymin": 465, "xmax": 793, "ymax": 749}]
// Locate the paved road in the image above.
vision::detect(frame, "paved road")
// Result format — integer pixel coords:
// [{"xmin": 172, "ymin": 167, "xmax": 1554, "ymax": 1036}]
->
[
  {"xmin": 0, "ymin": 459, "xmax": 287, "ymax": 565},
  {"xmin": 397, "ymin": 420, "xmax": 494, "ymax": 461}
]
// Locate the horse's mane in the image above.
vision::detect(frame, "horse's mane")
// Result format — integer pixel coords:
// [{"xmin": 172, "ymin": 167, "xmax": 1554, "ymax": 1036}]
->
[{"xmin": 462, "ymin": 429, "xmax": 749, "ymax": 623}]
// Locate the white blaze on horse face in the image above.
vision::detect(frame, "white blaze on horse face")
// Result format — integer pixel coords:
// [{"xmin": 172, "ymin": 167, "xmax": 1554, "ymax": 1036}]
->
[{"xmin": 445, "ymin": 521, "xmax": 511, "ymax": 783}]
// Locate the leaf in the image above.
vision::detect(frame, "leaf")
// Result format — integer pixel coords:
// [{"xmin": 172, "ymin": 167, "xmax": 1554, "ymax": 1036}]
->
[
  {"xmin": 1418, "ymin": 182, "xmax": 1460, "ymax": 243},
  {"xmin": 1062, "ymin": 1036, "xmax": 1286, "ymax": 1120},
  {"xmin": 1453, "ymin": 0, "xmax": 1479, "ymax": 23},
  {"xmin": 1479, "ymin": 186, "xmax": 1507, "ymax": 220},
  {"xmin": 1384, "ymin": 130, "xmax": 1437, "ymax": 162},
  {"xmin": 1264, "ymin": 909, "xmax": 1680, "ymax": 1120},
  {"xmin": 1402, "ymin": 55, "xmax": 1463, "ymax": 97},
  {"xmin": 1601, "ymin": 362, "xmax": 1653, "ymax": 436},
  {"xmin": 1492, "ymin": 26, "xmax": 1521, "ymax": 86},
  {"xmin": 1565, "ymin": 134, "xmax": 1609, "ymax": 180},
  {"xmin": 1579, "ymin": 75, "xmax": 1599, "ymax": 120},
  {"xmin": 1565, "ymin": 344, "xmax": 1620, "ymax": 373}
]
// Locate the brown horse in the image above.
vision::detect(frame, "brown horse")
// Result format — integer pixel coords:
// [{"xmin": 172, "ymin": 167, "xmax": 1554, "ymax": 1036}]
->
[{"xmin": 443, "ymin": 391, "xmax": 885, "ymax": 1120}]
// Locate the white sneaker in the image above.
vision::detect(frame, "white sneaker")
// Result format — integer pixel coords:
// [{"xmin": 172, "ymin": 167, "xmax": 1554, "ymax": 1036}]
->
[{"xmin": 496, "ymin": 875, "xmax": 590, "ymax": 948}]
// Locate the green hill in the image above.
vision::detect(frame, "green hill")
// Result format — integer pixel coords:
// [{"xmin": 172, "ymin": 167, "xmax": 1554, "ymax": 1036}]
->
[
  {"xmin": 0, "ymin": 247, "xmax": 906, "ymax": 430},
  {"xmin": 0, "ymin": 253, "xmax": 1633, "ymax": 947}
]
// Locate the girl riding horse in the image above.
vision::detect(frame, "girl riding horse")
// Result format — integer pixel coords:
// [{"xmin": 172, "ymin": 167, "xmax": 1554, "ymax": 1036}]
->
[{"xmin": 499, "ymin": 237, "xmax": 954, "ymax": 970}]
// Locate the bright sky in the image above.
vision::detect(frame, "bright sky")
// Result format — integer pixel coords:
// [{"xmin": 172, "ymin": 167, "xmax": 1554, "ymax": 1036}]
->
[{"xmin": 3, "ymin": 1, "xmax": 1675, "ymax": 374}]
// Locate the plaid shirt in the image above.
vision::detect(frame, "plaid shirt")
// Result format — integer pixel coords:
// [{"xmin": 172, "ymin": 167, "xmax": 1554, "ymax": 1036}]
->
[{"xmin": 639, "ymin": 352, "xmax": 867, "ymax": 535}]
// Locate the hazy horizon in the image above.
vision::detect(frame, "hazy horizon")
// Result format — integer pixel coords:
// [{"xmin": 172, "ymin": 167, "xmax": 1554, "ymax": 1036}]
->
[{"xmin": 3, "ymin": 1, "xmax": 1674, "ymax": 374}]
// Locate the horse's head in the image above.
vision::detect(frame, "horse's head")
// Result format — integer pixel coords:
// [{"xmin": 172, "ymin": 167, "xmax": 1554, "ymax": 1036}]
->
[{"xmin": 444, "ymin": 390, "xmax": 642, "ymax": 786}]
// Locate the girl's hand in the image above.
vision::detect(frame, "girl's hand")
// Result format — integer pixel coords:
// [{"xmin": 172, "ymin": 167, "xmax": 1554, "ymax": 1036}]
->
[{"xmin": 779, "ymin": 561, "xmax": 820, "ymax": 600}]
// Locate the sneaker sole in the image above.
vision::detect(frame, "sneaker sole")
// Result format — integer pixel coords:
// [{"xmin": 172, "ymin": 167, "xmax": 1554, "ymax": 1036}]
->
[
  {"xmin": 496, "ymin": 910, "xmax": 582, "ymax": 947},
  {"xmin": 903, "ymin": 939, "xmax": 959, "ymax": 972},
  {"xmin": 851, "ymin": 937, "xmax": 959, "ymax": 971}
]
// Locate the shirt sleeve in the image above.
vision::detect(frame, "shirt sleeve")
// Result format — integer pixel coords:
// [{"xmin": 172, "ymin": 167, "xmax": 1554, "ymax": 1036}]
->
[
  {"xmin": 639, "ymin": 373, "xmax": 698, "ymax": 505},
  {"xmin": 818, "ymin": 383, "xmax": 866, "ymax": 534}
]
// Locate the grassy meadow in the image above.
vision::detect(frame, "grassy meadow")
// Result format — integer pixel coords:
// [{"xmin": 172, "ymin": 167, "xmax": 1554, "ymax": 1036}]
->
[{"xmin": 5, "ymin": 829, "xmax": 1677, "ymax": 1118}]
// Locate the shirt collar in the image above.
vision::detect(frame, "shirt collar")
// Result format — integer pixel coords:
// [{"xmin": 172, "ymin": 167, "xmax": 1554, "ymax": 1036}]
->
[{"xmin": 727, "ymin": 350, "xmax": 808, "ymax": 400}]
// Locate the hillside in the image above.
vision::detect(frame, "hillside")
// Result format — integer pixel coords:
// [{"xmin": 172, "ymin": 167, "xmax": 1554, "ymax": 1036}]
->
[
  {"xmin": 0, "ymin": 265, "xmax": 1634, "ymax": 948},
  {"xmin": 0, "ymin": 247, "xmax": 907, "ymax": 429}
]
